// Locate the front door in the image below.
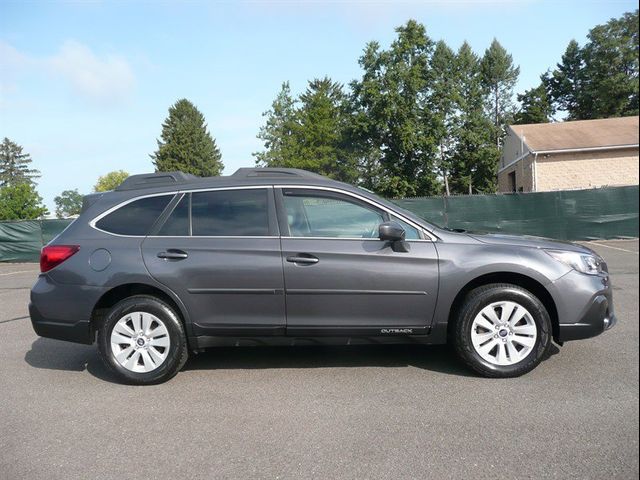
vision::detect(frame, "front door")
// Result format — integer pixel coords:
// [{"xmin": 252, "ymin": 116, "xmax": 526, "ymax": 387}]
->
[
  {"xmin": 141, "ymin": 187, "xmax": 286, "ymax": 337},
  {"xmin": 277, "ymin": 187, "xmax": 439, "ymax": 336}
]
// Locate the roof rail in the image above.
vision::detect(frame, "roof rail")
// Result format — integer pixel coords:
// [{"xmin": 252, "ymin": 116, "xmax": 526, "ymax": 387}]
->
[
  {"xmin": 231, "ymin": 167, "xmax": 327, "ymax": 180},
  {"xmin": 115, "ymin": 171, "xmax": 198, "ymax": 191}
]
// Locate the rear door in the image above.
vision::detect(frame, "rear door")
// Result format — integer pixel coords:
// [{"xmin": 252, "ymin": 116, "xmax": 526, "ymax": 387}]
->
[
  {"xmin": 277, "ymin": 187, "xmax": 439, "ymax": 336},
  {"xmin": 141, "ymin": 187, "xmax": 286, "ymax": 336}
]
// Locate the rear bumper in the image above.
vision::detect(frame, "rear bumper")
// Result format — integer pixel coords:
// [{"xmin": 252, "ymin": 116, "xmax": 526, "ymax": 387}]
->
[
  {"xmin": 29, "ymin": 274, "xmax": 105, "ymax": 345},
  {"xmin": 29, "ymin": 302, "xmax": 93, "ymax": 344}
]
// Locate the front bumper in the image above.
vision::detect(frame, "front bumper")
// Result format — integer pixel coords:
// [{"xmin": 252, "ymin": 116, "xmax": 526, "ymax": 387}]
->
[{"xmin": 553, "ymin": 270, "xmax": 617, "ymax": 343}]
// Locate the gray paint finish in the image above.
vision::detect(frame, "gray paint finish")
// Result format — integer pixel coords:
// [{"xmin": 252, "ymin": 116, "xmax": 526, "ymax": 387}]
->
[{"xmin": 29, "ymin": 168, "xmax": 615, "ymax": 348}]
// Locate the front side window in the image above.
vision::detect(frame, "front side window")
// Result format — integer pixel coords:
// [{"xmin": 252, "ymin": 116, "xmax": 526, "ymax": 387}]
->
[
  {"xmin": 283, "ymin": 192, "xmax": 384, "ymax": 238},
  {"xmin": 390, "ymin": 215, "xmax": 421, "ymax": 240},
  {"xmin": 95, "ymin": 195, "xmax": 173, "ymax": 236},
  {"xmin": 191, "ymin": 189, "xmax": 269, "ymax": 236}
]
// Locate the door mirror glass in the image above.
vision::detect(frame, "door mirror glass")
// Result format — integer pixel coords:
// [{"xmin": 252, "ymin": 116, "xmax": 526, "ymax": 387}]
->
[{"xmin": 379, "ymin": 221, "xmax": 406, "ymax": 242}]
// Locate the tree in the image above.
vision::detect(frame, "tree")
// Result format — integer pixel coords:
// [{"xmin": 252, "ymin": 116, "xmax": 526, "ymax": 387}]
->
[
  {"xmin": 294, "ymin": 78, "xmax": 357, "ymax": 181},
  {"xmin": 581, "ymin": 9, "xmax": 639, "ymax": 118},
  {"xmin": 430, "ymin": 40, "xmax": 459, "ymax": 195},
  {"xmin": 514, "ymin": 82, "xmax": 553, "ymax": 124},
  {"xmin": 450, "ymin": 42, "xmax": 499, "ymax": 194},
  {"xmin": 480, "ymin": 39, "xmax": 520, "ymax": 147},
  {"xmin": 54, "ymin": 189, "xmax": 83, "ymax": 218},
  {"xmin": 0, "ymin": 183, "xmax": 48, "ymax": 220},
  {"xmin": 151, "ymin": 99, "xmax": 224, "ymax": 177},
  {"xmin": 350, "ymin": 20, "xmax": 440, "ymax": 197},
  {"xmin": 255, "ymin": 79, "xmax": 360, "ymax": 182},
  {"xmin": 94, "ymin": 170, "xmax": 129, "ymax": 192},
  {"xmin": 254, "ymin": 82, "xmax": 299, "ymax": 168},
  {"xmin": 546, "ymin": 10, "xmax": 639, "ymax": 119},
  {"xmin": 0, "ymin": 138, "xmax": 40, "ymax": 187}
]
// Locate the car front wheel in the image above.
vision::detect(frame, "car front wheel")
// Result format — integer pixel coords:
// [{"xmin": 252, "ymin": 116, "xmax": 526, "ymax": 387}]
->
[
  {"xmin": 97, "ymin": 295, "xmax": 188, "ymax": 385},
  {"xmin": 453, "ymin": 284, "xmax": 552, "ymax": 378}
]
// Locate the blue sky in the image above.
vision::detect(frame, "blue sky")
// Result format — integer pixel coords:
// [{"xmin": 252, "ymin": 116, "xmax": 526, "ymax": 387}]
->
[{"xmin": 0, "ymin": 0, "xmax": 636, "ymax": 212}]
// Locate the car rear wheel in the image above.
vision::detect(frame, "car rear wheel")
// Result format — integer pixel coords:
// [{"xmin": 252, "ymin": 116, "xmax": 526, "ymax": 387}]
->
[
  {"xmin": 97, "ymin": 295, "xmax": 188, "ymax": 385},
  {"xmin": 453, "ymin": 284, "xmax": 552, "ymax": 378}
]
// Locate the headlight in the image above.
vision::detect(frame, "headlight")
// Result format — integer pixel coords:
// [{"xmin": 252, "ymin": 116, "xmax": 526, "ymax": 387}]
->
[{"xmin": 545, "ymin": 250, "xmax": 604, "ymax": 275}]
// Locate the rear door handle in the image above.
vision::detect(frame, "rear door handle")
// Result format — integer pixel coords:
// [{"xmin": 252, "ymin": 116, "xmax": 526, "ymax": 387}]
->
[
  {"xmin": 157, "ymin": 249, "xmax": 189, "ymax": 260},
  {"xmin": 286, "ymin": 255, "xmax": 319, "ymax": 265}
]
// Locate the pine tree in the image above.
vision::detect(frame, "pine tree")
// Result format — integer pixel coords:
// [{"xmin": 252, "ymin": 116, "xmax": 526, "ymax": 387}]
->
[
  {"xmin": 0, "ymin": 138, "xmax": 41, "ymax": 187},
  {"xmin": 350, "ymin": 20, "xmax": 440, "ymax": 197},
  {"xmin": 254, "ymin": 82, "xmax": 299, "ymax": 168},
  {"xmin": 480, "ymin": 39, "xmax": 520, "ymax": 148},
  {"xmin": 545, "ymin": 40, "xmax": 587, "ymax": 119},
  {"xmin": 151, "ymin": 99, "xmax": 223, "ymax": 177},
  {"xmin": 514, "ymin": 83, "xmax": 553, "ymax": 124},
  {"xmin": 451, "ymin": 42, "xmax": 499, "ymax": 194},
  {"xmin": 429, "ymin": 41, "xmax": 459, "ymax": 195}
]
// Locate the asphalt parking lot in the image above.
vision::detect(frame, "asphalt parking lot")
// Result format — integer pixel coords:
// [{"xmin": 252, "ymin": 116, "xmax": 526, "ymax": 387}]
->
[{"xmin": 0, "ymin": 239, "xmax": 638, "ymax": 480}]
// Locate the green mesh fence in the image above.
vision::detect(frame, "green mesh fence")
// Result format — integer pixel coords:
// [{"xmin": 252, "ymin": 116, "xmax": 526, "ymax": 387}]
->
[
  {"xmin": 394, "ymin": 185, "xmax": 639, "ymax": 241},
  {"xmin": 0, "ymin": 186, "xmax": 637, "ymax": 262}
]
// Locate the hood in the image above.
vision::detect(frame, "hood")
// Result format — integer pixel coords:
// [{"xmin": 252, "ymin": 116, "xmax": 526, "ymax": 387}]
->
[{"xmin": 467, "ymin": 232, "xmax": 594, "ymax": 254}]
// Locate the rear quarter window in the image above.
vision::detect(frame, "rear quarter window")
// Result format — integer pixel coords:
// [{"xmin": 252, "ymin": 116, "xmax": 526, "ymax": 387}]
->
[{"xmin": 95, "ymin": 195, "xmax": 173, "ymax": 236}]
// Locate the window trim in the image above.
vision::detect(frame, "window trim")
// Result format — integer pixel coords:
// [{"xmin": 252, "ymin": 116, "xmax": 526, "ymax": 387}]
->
[
  {"xmin": 275, "ymin": 185, "xmax": 436, "ymax": 242},
  {"xmin": 89, "ymin": 184, "xmax": 436, "ymax": 241},
  {"xmin": 90, "ymin": 192, "xmax": 177, "ymax": 238}
]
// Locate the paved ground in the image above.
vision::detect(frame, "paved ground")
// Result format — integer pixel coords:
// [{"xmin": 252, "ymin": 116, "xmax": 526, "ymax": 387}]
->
[{"xmin": 0, "ymin": 239, "xmax": 638, "ymax": 479}]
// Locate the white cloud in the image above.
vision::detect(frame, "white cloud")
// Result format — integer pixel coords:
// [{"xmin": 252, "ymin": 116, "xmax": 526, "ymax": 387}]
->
[
  {"xmin": 0, "ymin": 40, "xmax": 135, "ymax": 105},
  {"xmin": 48, "ymin": 40, "xmax": 135, "ymax": 102}
]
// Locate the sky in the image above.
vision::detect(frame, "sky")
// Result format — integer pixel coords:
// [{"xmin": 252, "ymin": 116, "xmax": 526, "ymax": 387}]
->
[{"xmin": 0, "ymin": 0, "xmax": 637, "ymax": 212}]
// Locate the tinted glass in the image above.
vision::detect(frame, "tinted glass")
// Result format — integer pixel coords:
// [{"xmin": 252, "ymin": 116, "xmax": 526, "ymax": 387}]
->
[
  {"xmin": 157, "ymin": 195, "xmax": 189, "ymax": 236},
  {"xmin": 284, "ymin": 193, "xmax": 384, "ymax": 238},
  {"xmin": 191, "ymin": 189, "xmax": 269, "ymax": 236},
  {"xmin": 391, "ymin": 215, "xmax": 421, "ymax": 240},
  {"xmin": 95, "ymin": 195, "xmax": 172, "ymax": 236}
]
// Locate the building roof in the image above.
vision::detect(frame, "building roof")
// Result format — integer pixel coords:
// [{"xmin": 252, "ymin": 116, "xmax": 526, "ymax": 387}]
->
[{"xmin": 510, "ymin": 116, "xmax": 639, "ymax": 152}]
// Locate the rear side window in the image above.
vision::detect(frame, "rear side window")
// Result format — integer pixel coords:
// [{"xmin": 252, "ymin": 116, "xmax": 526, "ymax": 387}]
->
[
  {"xmin": 157, "ymin": 195, "xmax": 190, "ymax": 236},
  {"xmin": 191, "ymin": 189, "xmax": 269, "ymax": 236},
  {"xmin": 95, "ymin": 195, "xmax": 172, "ymax": 236}
]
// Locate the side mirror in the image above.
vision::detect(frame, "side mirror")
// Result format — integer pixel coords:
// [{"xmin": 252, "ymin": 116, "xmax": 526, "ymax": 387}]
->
[
  {"xmin": 379, "ymin": 221, "xmax": 405, "ymax": 242},
  {"xmin": 379, "ymin": 221, "xmax": 410, "ymax": 252}
]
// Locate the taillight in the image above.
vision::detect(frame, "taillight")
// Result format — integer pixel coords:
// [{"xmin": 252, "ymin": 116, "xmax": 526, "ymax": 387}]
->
[{"xmin": 40, "ymin": 245, "xmax": 80, "ymax": 273}]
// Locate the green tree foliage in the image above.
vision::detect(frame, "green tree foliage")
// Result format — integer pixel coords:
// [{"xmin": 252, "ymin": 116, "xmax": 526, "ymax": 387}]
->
[
  {"xmin": 430, "ymin": 41, "xmax": 459, "ymax": 195},
  {"xmin": 480, "ymin": 39, "xmax": 520, "ymax": 147},
  {"xmin": 450, "ymin": 42, "xmax": 499, "ymax": 194},
  {"xmin": 581, "ymin": 9, "xmax": 639, "ymax": 118},
  {"xmin": 546, "ymin": 10, "xmax": 639, "ymax": 119},
  {"xmin": 94, "ymin": 170, "xmax": 129, "ymax": 192},
  {"xmin": 0, "ymin": 137, "xmax": 40, "ymax": 187},
  {"xmin": 151, "ymin": 99, "xmax": 224, "ymax": 177},
  {"xmin": 256, "ymin": 21, "xmax": 530, "ymax": 197},
  {"xmin": 255, "ymin": 79, "xmax": 357, "ymax": 182},
  {"xmin": 351, "ymin": 20, "xmax": 439, "ymax": 197},
  {"xmin": 254, "ymin": 82, "xmax": 299, "ymax": 169},
  {"xmin": 0, "ymin": 183, "xmax": 48, "ymax": 220},
  {"xmin": 514, "ymin": 83, "xmax": 554, "ymax": 124},
  {"xmin": 545, "ymin": 40, "xmax": 586, "ymax": 119},
  {"xmin": 54, "ymin": 189, "xmax": 83, "ymax": 218}
]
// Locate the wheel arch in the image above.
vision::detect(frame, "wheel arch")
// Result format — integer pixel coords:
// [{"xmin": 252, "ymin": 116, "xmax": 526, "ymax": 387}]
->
[
  {"xmin": 90, "ymin": 282, "xmax": 191, "ymax": 341},
  {"xmin": 446, "ymin": 272, "xmax": 559, "ymax": 342}
]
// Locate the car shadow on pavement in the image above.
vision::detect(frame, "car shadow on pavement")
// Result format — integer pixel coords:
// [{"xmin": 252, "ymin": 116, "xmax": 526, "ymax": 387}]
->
[
  {"xmin": 25, "ymin": 338, "xmax": 561, "ymax": 382},
  {"xmin": 24, "ymin": 337, "xmax": 116, "ymax": 383}
]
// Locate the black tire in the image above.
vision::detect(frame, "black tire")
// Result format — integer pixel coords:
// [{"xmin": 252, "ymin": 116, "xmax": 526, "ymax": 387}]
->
[
  {"xmin": 97, "ymin": 295, "xmax": 188, "ymax": 385},
  {"xmin": 453, "ymin": 283, "xmax": 552, "ymax": 378}
]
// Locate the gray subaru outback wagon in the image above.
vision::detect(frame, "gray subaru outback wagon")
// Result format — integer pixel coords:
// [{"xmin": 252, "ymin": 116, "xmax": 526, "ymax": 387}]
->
[{"xmin": 30, "ymin": 168, "xmax": 616, "ymax": 384}]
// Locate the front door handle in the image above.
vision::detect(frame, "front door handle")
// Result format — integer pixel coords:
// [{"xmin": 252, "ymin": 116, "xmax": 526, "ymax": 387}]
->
[
  {"xmin": 286, "ymin": 254, "xmax": 319, "ymax": 265},
  {"xmin": 157, "ymin": 249, "xmax": 189, "ymax": 260}
]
